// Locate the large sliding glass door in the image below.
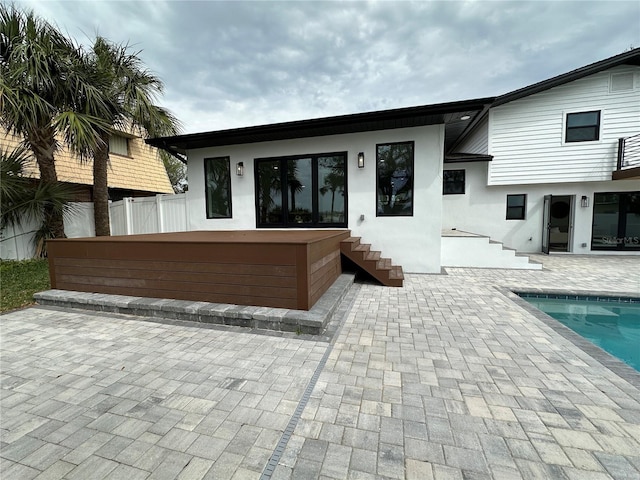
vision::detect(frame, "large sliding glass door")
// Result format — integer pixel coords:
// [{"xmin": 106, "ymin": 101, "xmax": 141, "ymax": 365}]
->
[
  {"xmin": 255, "ymin": 152, "xmax": 347, "ymax": 228},
  {"xmin": 591, "ymin": 192, "xmax": 640, "ymax": 250}
]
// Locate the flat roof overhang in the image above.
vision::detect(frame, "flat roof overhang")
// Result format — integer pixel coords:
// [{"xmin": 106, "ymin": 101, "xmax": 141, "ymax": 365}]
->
[{"xmin": 147, "ymin": 97, "xmax": 495, "ymax": 158}]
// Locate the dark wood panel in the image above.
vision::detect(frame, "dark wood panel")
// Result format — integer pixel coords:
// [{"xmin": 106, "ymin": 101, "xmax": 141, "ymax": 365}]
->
[
  {"xmin": 57, "ymin": 274, "xmax": 297, "ymax": 299},
  {"xmin": 54, "ymin": 257, "xmax": 297, "ymax": 276},
  {"xmin": 48, "ymin": 241, "xmax": 297, "ymax": 265},
  {"xmin": 55, "ymin": 266, "xmax": 297, "ymax": 288}
]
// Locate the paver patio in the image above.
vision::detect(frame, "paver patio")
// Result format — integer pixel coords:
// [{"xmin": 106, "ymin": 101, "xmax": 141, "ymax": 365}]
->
[{"xmin": 1, "ymin": 255, "xmax": 639, "ymax": 479}]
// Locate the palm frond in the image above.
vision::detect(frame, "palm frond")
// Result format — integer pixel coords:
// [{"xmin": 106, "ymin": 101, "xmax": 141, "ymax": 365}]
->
[{"xmin": 0, "ymin": 145, "xmax": 78, "ymax": 230}]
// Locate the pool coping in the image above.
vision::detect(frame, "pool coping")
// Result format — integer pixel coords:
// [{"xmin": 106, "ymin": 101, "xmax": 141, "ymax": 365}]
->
[{"xmin": 501, "ymin": 287, "xmax": 640, "ymax": 390}]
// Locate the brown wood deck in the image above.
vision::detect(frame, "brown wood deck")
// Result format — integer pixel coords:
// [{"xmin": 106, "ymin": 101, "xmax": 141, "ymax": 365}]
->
[{"xmin": 47, "ymin": 230, "xmax": 351, "ymax": 310}]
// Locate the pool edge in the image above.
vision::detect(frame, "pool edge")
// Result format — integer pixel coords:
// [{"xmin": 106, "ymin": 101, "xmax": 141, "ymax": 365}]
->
[{"xmin": 498, "ymin": 287, "xmax": 640, "ymax": 391}]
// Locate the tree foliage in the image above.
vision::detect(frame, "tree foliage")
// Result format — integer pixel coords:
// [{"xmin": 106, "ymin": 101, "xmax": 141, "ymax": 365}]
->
[
  {"xmin": 1, "ymin": 4, "xmax": 180, "ymax": 242},
  {"xmin": 0, "ymin": 145, "xmax": 78, "ymax": 256},
  {"xmin": 79, "ymin": 37, "xmax": 181, "ymax": 235},
  {"xmin": 0, "ymin": 4, "xmax": 107, "ymax": 240}
]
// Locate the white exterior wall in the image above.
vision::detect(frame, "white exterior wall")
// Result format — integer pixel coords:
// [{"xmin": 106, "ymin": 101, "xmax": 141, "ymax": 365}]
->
[
  {"xmin": 488, "ymin": 65, "xmax": 640, "ymax": 185},
  {"xmin": 443, "ymin": 161, "xmax": 639, "ymax": 254},
  {"xmin": 186, "ymin": 125, "xmax": 444, "ymax": 273}
]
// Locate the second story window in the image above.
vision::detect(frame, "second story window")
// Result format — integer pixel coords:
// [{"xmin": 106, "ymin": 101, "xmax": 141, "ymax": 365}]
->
[
  {"xmin": 565, "ymin": 111, "xmax": 601, "ymax": 143},
  {"xmin": 108, "ymin": 135, "xmax": 130, "ymax": 156}
]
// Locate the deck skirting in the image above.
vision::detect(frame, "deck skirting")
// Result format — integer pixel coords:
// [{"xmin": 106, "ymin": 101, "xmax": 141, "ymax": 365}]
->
[{"xmin": 47, "ymin": 230, "xmax": 351, "ymax": 310}]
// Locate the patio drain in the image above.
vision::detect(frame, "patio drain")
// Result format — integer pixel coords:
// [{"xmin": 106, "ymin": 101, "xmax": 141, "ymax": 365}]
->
[{"xmin": 260, "ymin": 284, "xmax": 360, "ymax": 479}]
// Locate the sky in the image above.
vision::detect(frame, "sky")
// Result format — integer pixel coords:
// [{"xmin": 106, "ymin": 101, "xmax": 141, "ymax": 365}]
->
[{"xmin": 13, "ymin": 0, "xmax": 640, "ymax": 135}]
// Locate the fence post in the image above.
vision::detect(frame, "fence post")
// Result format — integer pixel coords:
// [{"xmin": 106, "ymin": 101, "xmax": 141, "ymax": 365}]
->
[
  {"xmin": 107, "ymin": 200, "xmax": 112, "ymax": 235},
  {"xmin": 124, "ymin": 197, "xmax": 133, "ymax": 235},
  {"xmin": 157, "ymin": 194, "xmax": 165, "ymax": 233},
  {"xmin": 184, "ymin": 192, "xmax": 189, "ymax": 231}
]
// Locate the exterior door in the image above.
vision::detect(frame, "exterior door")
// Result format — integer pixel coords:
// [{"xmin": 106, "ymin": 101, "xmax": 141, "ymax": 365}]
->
[
  {"xmin": 542, "ymin": 195, "xmax": 574, "ymax": 253},
  {"xmin": 542, "ymin": 195, "xmax": 551, "ymax": 254}
]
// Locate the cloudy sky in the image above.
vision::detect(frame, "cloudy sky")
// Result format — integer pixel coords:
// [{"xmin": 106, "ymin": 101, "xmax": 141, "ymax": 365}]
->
[{"xmin": 14, "ymin": 0, "xmax": 640, "ymax": 134}]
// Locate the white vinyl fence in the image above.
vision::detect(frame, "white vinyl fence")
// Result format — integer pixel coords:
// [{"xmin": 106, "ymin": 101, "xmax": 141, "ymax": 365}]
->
[{"xmin": 0, "ymin": 193, "xmax": 188, "ymax": 260}]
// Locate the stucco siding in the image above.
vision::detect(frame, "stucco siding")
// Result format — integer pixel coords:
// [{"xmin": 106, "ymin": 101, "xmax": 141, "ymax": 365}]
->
[
  {"xmin": 443, "ymin": 161, "xmax": 639, "ymax": 254},
  {"xmin": 488, "ymin": 65, "xmax": 640, "ymax": 185},
  {"xmin": 186, "ymin": 125, "xmax": 444, "ymax": 273}
]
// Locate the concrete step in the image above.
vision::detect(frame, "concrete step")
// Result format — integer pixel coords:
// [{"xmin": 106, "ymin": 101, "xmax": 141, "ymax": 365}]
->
[{"xmin": 442, "ymin": 235, "xmax": 542, "ymax": 270}]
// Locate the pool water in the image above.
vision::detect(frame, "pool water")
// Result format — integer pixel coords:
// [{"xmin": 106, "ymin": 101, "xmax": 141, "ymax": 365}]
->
[{"xmin": 520, "ymin": 295, "xmax": 640, "ymax": 371}]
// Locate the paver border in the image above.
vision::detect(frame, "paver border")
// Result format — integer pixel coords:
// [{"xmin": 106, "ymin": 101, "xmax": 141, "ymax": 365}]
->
[
  {"xmin": 33, "ymin": 273, "xmax": 355, "ymax": 336},
  {"xmin": 499, "ymin": 287, "xmax": 640, "ymax": 389}
]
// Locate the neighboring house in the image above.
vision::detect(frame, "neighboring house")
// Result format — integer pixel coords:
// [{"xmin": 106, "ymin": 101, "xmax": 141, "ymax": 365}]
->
[
  {"xmin": 1, "ymin": 128, "xmax": 173, "ymax": 201},
  {"xmin": 148, "ymin": 48, "xmax": 639, "ymax": 274},
  {"xmin": 1, "ymin": 128, "xmax": 173, "ymax": 259}
]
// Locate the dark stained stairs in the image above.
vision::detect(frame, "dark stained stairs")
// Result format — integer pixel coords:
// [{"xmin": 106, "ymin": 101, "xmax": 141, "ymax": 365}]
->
[{"xmin": 340, "ymin": 237, "xmax": 404, "ymax": 287}]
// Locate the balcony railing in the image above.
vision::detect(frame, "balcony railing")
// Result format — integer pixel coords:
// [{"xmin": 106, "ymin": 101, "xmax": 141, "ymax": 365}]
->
[{"xmin": 617, "ymin": 133, "xmax": 640, "ymax": 171}]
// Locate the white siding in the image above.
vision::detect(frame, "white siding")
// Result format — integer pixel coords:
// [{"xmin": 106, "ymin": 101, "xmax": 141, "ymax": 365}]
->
[
  {"xmin": 456, "ymin": 116, "xmax": 488, "ymax": 154},
  {"xmin": 488, "ymin": 65, "xmax": 640, "ymax": 185}
]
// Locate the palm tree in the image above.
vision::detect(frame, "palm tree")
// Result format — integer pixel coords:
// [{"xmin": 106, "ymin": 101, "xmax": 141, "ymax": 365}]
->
[
  {"xmin": 81, "ymin": 37, "xmax": 180, "ymax": 236},
  {"xmin": 0, "ymin": 5, "xmax": 107, "ymax": 239}
]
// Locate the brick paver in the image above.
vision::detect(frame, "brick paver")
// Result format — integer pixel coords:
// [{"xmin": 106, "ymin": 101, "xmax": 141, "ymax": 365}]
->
[{"xmin": 1, "ymin": 254, "xmax": 639, "ymax": 479}]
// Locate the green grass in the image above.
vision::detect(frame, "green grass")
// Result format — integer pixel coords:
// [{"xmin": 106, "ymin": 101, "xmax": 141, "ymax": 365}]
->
[{"xmin": 0, "ymin": 259, "xmax": 50, "ymax": 312}]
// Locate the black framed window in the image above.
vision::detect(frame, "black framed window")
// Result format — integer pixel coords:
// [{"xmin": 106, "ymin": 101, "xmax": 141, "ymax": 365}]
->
[
  {"xmin": 591, "ymin": 192, "xmax": 640, "ymax": 251},
  {"xmin": 506, "ymin": 194, "xmax": 526, "ymax": 220},
  {"xmin": 205, "ymin": 157, "xmax": 232, "ymax": 218},
  {"xmin": 565, "ymin": 111, "xmax": 600, "ymax": 142},
  {"xmin": 443, "ymin": 169, "xmax": 465, "ymax": 195},
  {"xmin": 376, "ymin": 141, "xmax": 414, "ymax": 216},
  {"xmin": 255, "ymin": 152, "xmax": 346, "ymax": 227}
]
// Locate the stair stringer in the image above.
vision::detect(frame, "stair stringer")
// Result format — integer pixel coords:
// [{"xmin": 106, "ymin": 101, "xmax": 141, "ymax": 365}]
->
[{"xmin": 340, "ymin": 237, "xmax": 404, "ymax": 287}]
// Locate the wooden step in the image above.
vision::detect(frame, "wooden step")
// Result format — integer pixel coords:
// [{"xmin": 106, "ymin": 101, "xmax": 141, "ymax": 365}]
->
[
  {"xmin": 340, "ymin": 236, "xmax": 403, "ymax": 287},
  {"xmin": 376, "ymin": 258, "xmax": 392, "ymax": 270},
  {"xmin": 365, "ymin": 250, "xmax": 381, "ymax": 262}
]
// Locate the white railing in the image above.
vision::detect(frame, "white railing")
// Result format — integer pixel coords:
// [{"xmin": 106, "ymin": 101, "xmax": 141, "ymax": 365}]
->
[{"xmin": 0, "ymin": 193, "xmax": 188, "ymax": 260}]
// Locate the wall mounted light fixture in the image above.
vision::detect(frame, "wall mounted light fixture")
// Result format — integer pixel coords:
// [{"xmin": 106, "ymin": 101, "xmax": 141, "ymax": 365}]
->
[
  {"xmin": 236, "ymin": 162, "xmax": 244, "ymax": 176},
  {"xmin": 581, "ymin": 195, "xmax": 589, "ymax": 207},
  {"xmin": 357, "ymin": 152, "xmax": 365, "ymax": 168}
]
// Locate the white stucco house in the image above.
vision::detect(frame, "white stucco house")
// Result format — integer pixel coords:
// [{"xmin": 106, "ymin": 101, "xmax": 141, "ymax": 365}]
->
[{"xmin": 148, "ymin": 48, "xmax": 639, "ymax": 275}]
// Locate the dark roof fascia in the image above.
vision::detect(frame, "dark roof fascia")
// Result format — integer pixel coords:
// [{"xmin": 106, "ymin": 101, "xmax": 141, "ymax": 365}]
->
[
  {"xmin": 492, "ymin": 48, "xmax": 640, "ymax": 107},
  {"xmin": 147, "ymin": 97, "xmax": 495, "ymax": 154},
  {"xmin": 444, "ymin": 153, "xmax": 493, "ymax": 163}
]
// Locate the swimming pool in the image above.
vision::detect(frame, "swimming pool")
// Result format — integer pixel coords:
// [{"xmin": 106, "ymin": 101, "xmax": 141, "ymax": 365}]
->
[{"xmin": 518, "ymin": 294, "xmax": 640, "ymax": 371}]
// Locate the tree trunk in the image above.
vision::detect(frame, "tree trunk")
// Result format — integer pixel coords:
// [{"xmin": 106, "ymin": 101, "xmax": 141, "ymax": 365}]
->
[
  {"xmin": 27, "ymin": 125, "xmax": 65, "ymax": 240},
  {"xmin": 93, "ymin": 133, "xmax": 111, "ymax": 236}
]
